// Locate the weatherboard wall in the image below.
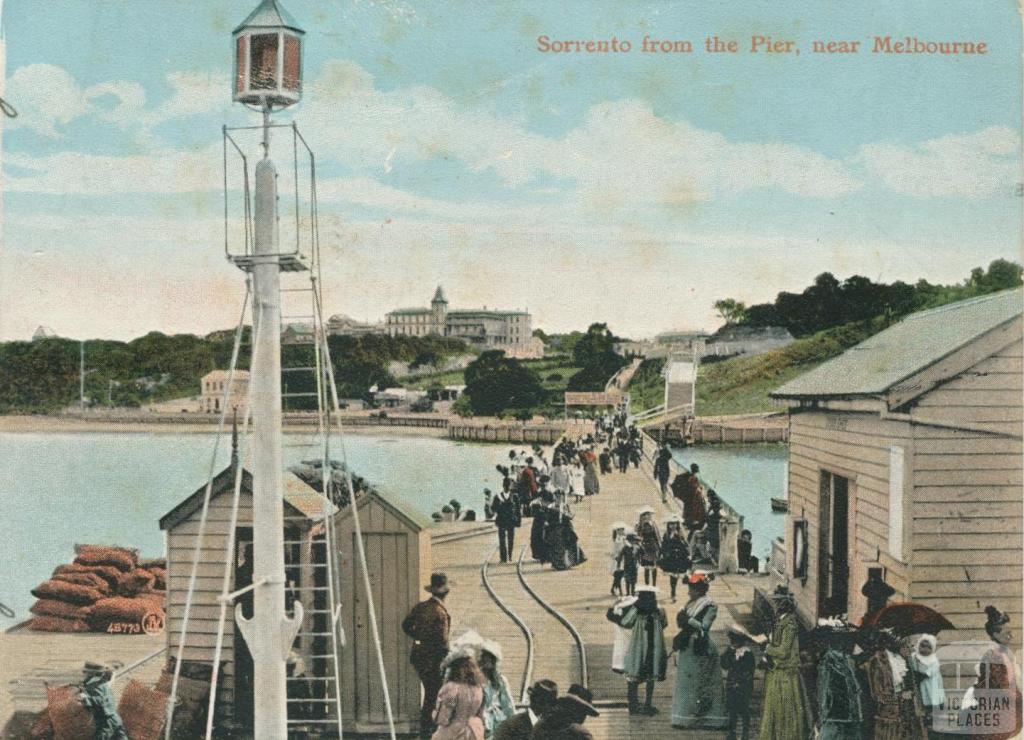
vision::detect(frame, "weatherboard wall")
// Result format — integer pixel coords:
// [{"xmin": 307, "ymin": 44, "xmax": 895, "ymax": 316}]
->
[
  {"xmin": 785, "ymin": 411, "xmax": 914, "ymax": 625},
  {"xmin": 907, "ymin": 334, "xmax": 1023, "ymax": 646}
]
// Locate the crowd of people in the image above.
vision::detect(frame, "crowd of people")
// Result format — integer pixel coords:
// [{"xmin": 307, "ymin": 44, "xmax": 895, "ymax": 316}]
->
[{"xmin": 411, "ymin": 412, "xmax": 1024, "ymax": 739}]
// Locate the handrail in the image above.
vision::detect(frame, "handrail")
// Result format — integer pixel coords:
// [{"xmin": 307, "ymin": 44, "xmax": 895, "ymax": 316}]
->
[
  {"xmin": 481, "ymin": 543, "xmax": 535, "ymax": 703},
  {"xmin": 516, "ymin": 546, "xmax": 589, "ymax": 690}
]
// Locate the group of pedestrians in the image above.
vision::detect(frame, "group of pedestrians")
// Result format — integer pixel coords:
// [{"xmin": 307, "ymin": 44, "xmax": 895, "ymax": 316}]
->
[{"xmin": 402, "ymin": 571, "xmax": 602, "ymax": 739}]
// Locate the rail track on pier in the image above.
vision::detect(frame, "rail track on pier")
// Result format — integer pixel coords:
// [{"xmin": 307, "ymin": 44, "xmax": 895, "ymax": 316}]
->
[{"xmin": 480, "ymin": 541, "xmax": 588, "ymax": 702}]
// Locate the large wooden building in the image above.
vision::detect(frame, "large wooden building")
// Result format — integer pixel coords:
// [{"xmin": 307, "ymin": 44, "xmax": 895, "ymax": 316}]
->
[{"xmin": 771, "ymin": 289, "xmax": 1022, "ymax": 645}]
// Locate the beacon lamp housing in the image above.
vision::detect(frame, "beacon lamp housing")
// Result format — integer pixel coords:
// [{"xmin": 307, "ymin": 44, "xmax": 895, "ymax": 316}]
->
[{"xmin": 232, "ymin": 0, "xmax": 304, "ymax": 109}]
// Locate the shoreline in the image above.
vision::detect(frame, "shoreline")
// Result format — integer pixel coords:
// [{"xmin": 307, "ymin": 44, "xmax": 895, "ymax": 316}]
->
[{"xmin": 0, "ymin": 415, "xmax": 448, "ymax": 438}]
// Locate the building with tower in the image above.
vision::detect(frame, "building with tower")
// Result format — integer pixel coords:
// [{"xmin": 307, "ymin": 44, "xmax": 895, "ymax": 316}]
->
[{"xmin": 384, "ymin": 286, "xmax": 542, "ymax": 356}]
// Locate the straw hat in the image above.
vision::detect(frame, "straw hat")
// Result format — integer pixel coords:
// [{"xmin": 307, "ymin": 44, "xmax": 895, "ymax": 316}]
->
[{"xmin": 636, "ymin": 505, "xmax": 655, "ymax": 517}]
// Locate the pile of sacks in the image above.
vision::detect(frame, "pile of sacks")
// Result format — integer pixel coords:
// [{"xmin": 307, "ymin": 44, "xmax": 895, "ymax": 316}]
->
[{"xmin": 28, "ymin": 545, "xmax": 166, "ymax": 633}]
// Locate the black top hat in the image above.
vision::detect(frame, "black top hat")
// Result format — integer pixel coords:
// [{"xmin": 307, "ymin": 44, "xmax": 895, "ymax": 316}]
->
[
  {"xmin": 425, "ymin": 572, "xmax": 450, "ymax": 596},
  {"xmin": 539, "ymin": 475, "xmax": 551, "ymax": 484},
  {"xmin": 567, "ymin": 683, "xmax": 594, "ymax": 704},
  {"xmin": 558, "ymin": 693, "xmax": 600, "ymax": 718},
  {"xmin": 527, "ymin": 679, "xmax": 559, "ymax": 707}
]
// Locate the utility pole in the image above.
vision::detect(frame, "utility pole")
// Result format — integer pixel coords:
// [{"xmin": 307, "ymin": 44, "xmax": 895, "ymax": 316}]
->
[{"xmin": 79, "ymin": 341, "xmax": 85, "ymax": 411}]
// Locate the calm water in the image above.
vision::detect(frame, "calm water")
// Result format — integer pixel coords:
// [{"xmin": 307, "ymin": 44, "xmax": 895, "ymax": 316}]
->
[{"xmin": 0, "ymin": 432, "xmax": 785, "ymax": 628}]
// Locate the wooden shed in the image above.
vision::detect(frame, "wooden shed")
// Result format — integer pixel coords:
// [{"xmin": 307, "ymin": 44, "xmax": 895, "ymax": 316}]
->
[
  {"xmin": 333, "ymin": 487, "xmax": 431, "ymax": 736},
  {"xmin": 159, "ymin": 460, "xmax": 334, "ymax": 731},
  {"xmin": 770, "ymin": 289, "xmax": 1022, "ymax": 646}
]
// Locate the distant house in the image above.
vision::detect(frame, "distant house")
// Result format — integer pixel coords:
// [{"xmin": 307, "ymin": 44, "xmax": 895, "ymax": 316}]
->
[
  {"xmin": 326, "ymin": 314, "xmax": 385, "ymax": 337},
  {"xmin": 704, "ymin": 325, "xmax": 793, "ymax": 359},
  {"xmin": 372, "ymin": 387, "xmax": 427, "ymax": 409},
  {"xmin": 201, "ymin": 370, "xmax": 250, "ymax": 414},
  {"xmin": 770, "ymin": 289, "xmax": 1022, "ymax": 643}
]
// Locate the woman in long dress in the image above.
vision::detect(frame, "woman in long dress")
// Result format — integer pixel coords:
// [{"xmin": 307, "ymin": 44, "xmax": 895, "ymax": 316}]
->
[
  {"xmin": 580, "ymin": 448, "xmax": 600, "ymax": 495},
  {"xmin": 432, "ymin": 654, "xmax": 486, "ymax": 740},
  {"xmin": 617, "ymin": 585, "xmax": 668, "ymax": 715},
  {"xmin": 657, "ymin": 517, "xmax": 691, "ymax": 603},
  {"xmin": 759, "ymin": 595, "xmax": 809, "ymax": 739},
  {"xmin": 858, "ymin": 630, "xmax": 926, "ymax": 740},
  {"xmin": 671, "ymin": 575, "xmax": 727, "ymax": 729}
]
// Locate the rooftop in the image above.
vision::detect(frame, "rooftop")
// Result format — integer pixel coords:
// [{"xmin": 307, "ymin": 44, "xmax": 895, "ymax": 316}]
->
[
  {"xmin": 772, "ymin": 288, "xmax": 1023, "ymax": 399},
  {"xmin": 234, "ymin": 0, "xmax": 303, "ymax": 33},
  {"xmin": 202, "ymin": 369, "xmax": 251, "ymax": 381}
]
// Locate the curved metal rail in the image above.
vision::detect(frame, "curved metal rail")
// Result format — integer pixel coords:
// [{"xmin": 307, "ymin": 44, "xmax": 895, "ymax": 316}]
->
[
  {"xmin": 481, "ymin": 543, "xmax": 535, "ymax": 703},
  {"xmin": 516, "ymin": 546, "xmax": 589, "ymax": 690}
]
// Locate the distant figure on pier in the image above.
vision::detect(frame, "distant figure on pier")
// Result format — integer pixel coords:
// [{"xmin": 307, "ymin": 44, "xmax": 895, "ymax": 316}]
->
[
  {"xmin": 617, "ymin": 530, "xmax": 641, "ymax": 596},
  {"xmin": 598, "ymin": 447, "xmax": 612, "ymax": 475},
  {"xmin": 579, "ymin": 447, "xmax": 600, "ymax": 495},
  {"xmin": 403, "ymin": 573, "xmax": 453, "ymax": 738},
  {"xmin": 493, "ymin": 680, "xmax": 558, "ymax": 740},
  {"xmin": 610, "ymin": 522, "xmax": 628, "ymax": 596},
  {"xmin": 431, "ymin": 652, "xmax": 486, "ymax": 740},
  {"xmin": 518, "ymin": 457, "xmax": 539, "ymax": 503},
  {"xmin": 485, "ymin": 485, "xmax": 521, "ymax": 564},
  {"xmin": 635, "ymin": 506, "xmax": 662, "ymax": 587},
  {"xmin": 653, "ymin": 444, "xmax": 672, "ymax": 503},
  {"xmin": 658, "ymin": 516, "xmax": 691, "ymax": 603}
]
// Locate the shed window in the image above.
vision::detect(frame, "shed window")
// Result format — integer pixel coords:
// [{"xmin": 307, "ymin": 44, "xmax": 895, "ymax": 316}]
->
[
  {"xmin": 250, "ymin": 33, "xmax": 279, "ymax": 90},
  {"xmin": 888, "ymin": 445, "xmax": 905, "ymax": 560}
]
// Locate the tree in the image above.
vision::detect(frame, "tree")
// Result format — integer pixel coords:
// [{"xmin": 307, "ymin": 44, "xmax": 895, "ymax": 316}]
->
[
  {"xmin": 713, "ymin": 298, "xmax": 747, "ymax": 325},
  {"xmin": 463, "ymin": 350, "xmax": 545, "ymax": 416},
  {"xmin": 567, "ymin": 323, "xmax": 627, "ymax": 392}
]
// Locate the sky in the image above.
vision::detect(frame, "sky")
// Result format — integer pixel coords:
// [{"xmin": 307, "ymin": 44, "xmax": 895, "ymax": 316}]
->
[{"xmin": 0, "ymin": 0, "xmax": 1021, "ymax": 341}]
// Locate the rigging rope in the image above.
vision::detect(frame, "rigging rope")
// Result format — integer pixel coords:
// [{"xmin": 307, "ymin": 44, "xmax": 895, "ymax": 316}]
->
[
  {"xmin": 203, "ymin": 312, "xmax": 262, "ymax": 739},
  {"xmin": 316, "ymin": 289, "xmax": 398, "ymax": 740},
  {"xmin": 164, "ymin": 283, "xmax": 252, "ymax": 740}
]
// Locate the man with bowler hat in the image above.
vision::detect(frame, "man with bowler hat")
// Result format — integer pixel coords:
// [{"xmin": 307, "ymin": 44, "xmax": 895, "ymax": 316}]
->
[
  {"xmin": 531, "ymin": 683, "xmax": 600, "ymax": 739},
  {"xmin": 402, "ymin": 572, "xmax": 452, "ymax": 737},
  {"xmin": 494, "ymin": 679, "xmax": 558, "ymax": 740}
]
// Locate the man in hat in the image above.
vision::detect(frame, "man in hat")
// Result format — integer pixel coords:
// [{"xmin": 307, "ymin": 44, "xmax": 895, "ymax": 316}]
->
[
  {"xmin": 486, "ymin": 481, "xmax": 522, "ymax": 564},
  {"xmin": 494, "ymin": 679, "xmax": 558, "ymax": 740},
  {"xmin": 530, "ymin": 683, "xmax": 600, "ymax": 739},
  {"xmin": 402, "ymin": 573, "xmax": 452, "ymax": 737}
]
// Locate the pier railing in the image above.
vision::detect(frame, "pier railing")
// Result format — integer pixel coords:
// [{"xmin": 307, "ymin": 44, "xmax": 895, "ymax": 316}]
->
[{"xmin": 637, "ymin": 427, "xmax": 745, "ymax": 573}]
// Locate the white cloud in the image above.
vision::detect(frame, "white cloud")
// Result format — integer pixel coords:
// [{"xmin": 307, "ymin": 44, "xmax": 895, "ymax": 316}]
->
[
  {"xmin": 141, "ymin": 71, "xmax": 232, "ymax": 129},
  {"xmin": 858, "ymin": 126, "xmax": 1019, "ymax": 198},
  {"xmin": 5, "ymin": 64, "xmax": 144, "ymax": 139},
  {"xmin": 5, "ymin": 145, "xmax": 222, "ymax": 195}
]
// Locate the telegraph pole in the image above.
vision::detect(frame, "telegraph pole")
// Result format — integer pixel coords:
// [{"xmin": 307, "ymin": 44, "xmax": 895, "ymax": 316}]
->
[{"xmin": 79, "ymin": 341, "xmax": 85, "ymax": 411}]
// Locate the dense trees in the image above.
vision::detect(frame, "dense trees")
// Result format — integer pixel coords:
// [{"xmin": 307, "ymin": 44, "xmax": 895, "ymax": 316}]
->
[
  {"xmin": 566, "ymin": 322, "xmax": 628, "ymax": 392},
  {"xmin": 719, "ymin": 260, "xmax": 1022, "ymax": 337},
  {"xmin": 0, "ymin": 331, "xmax": 469, "ymax": 413},
  {"xmin": 460, "ymin": 350, "xmax": 545, "ymax": 416}
]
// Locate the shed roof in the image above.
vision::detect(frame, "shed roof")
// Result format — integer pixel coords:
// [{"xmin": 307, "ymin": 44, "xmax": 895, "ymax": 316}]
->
[
  {"xmin": 333, "ymin": 486, "xmax": 430, "ymax": 532},
  {"xmin": 771, "ymin": 288, "xmax": 1023, "ymax": 399},
  {"xmin": 159, "ymin": 465, "xmax": 331, "ymax": 531},
  {"xmin": 203, "ymin": 369, "xmax": 251, "ymax": 381}
]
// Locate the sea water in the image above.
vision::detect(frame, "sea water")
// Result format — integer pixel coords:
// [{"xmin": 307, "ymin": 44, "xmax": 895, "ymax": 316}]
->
[{"xmin": 0, "ymin": 432, "xmax": 785, "ymax": 628}]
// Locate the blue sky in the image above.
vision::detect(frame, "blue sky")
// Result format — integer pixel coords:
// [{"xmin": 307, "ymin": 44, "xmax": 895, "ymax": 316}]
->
[{"xmin": 0, "ymin": 1, "xmax": 1021, "ymax": 340}]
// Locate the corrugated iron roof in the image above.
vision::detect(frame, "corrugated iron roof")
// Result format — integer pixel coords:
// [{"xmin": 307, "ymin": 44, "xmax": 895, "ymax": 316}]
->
[
  {"xmin": 234, "ymin": 0, "xmax": 303, "ymax": 33},
  {"xmin": 771, "ymin": 288, "xmax": 1023, "ymax": 399}
]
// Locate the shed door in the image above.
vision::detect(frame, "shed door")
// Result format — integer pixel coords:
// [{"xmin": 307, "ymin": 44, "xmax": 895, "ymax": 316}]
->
[
  {"xmin": 353, "ymin": 532, "xmax": 410, "ymax": 725},
  {"xmin": 817, "ymin": 472, "xmax": 850, "ymax": 618}
]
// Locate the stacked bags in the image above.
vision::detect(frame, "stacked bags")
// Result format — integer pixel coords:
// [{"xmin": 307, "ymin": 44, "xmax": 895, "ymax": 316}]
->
[{"xmin": 28, "ymin": 546, "xmax": 167, "ymax": 634}]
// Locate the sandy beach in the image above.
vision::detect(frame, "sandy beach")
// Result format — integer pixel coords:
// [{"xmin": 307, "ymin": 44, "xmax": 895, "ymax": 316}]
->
[{"xmin": 0, "ymin": 414, "xmax": 449, "ymax": 437}]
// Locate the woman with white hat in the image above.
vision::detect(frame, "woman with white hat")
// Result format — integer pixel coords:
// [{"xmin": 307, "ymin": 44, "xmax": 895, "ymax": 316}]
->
[{"xmin": 478, "ymin": 640, "xmax": 516, "ymax": 739}]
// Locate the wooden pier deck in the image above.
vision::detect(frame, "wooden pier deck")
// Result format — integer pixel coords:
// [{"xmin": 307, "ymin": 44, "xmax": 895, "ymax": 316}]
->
[
  {"xmin": 432, "ymin": 456, "xmax": 769, "ymax": 739},
  {"xmin": 0, "ymin": 632, "xmax": 166, "ymax": 738}
]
